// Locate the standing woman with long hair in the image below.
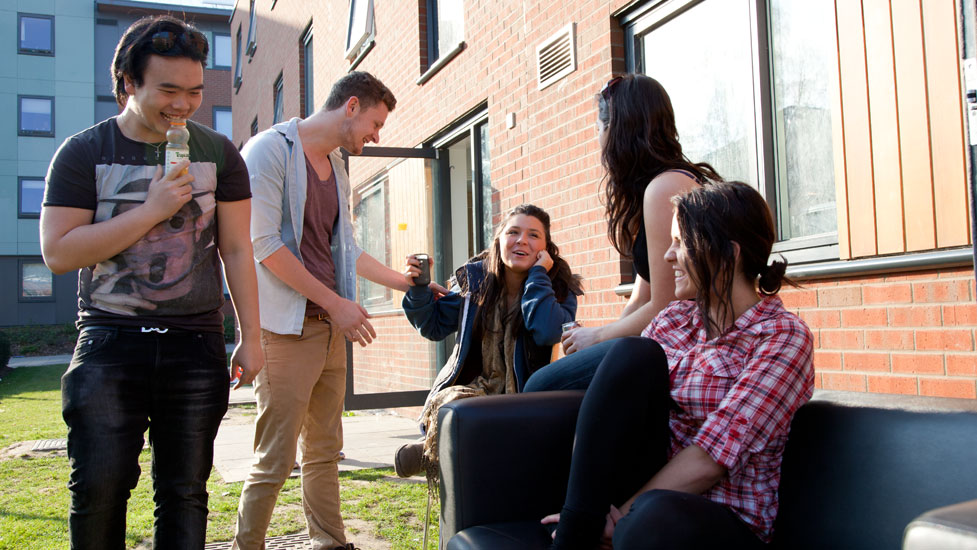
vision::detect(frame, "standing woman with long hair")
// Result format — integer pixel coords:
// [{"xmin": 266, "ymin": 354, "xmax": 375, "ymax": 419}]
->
[
  {"xmin": 393, "ymin": 204, "xmax": 583, "ymax": 478},
  {"xmin": 525, "ymin": 74, "xmax": 721, "ymax": 392},
  {"xmin": 545, "ymin": 182, "xmax": 814, "ymax": 549}
]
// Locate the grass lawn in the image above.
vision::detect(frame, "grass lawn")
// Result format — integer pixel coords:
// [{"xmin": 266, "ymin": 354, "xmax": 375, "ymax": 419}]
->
[{"xmin": 0, "ymin": 365, "xmax": 438, "ymax": 549}]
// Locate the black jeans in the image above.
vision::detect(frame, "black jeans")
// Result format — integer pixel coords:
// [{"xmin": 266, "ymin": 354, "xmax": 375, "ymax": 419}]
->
[
  {"xmin": 61, "ymin": 326, "xmax": 229, "ymax": 550},
  {"xmin": 552, "ymin": 337, "xmax": 765, "ymax": 550}
]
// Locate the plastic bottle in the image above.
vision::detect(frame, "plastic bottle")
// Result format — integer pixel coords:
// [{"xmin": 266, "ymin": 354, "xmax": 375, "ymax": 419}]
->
[{"xmin": 165, "ymin": 120, "xmax": 190, "ymax": 177}]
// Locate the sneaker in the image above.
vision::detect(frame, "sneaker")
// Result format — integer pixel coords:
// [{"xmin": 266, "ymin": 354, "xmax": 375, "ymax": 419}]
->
[
  {"xmin": 333, "ymin": 543, "xmax": 358, "ymax": 550},
  {"xmin": 394, "ymin": 441, "xmax": 425, "ymax": 478}
]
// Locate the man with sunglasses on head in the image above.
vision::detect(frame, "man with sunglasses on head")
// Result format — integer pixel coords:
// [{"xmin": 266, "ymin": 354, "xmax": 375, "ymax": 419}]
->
[
  {"xmin": 232, "ymin": 72, "xmax": 435, "ymax": 550},
  {"xmin": 40, "ymin": 15, "xmax": 263, "ymax": 549}
]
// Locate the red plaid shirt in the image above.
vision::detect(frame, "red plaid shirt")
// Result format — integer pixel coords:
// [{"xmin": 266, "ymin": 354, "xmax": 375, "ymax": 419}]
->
[{"xmin": 642, "ymin": 296, "xmax": 814, "ymax": 541}]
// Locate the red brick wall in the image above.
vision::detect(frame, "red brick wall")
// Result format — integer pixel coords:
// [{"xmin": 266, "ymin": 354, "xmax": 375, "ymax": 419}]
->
[
  {"xmin": 191, "ymin": 67, "xmax": 232, "ymax": 128},
  {"xmin": 231, "ymin": 1, "xmax": 977, "ymax": 408},
  {"xmin": 782, "ymin": 267, "xmax": 977, "ymax": 399},
  {"xmin": 231, "ymin": 0, "xmax": 635, "ymax": 407}
]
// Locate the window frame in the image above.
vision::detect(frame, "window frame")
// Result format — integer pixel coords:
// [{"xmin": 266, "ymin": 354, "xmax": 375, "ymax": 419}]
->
[
  {"xmin": 345, "ymin": 0, "xmax": 375, "ymax": 62},
  {"xmin": 234, "ymin": 25, "xmax": 243, "ymax": 91},
  {"xmin": 418, "ymin": 0, "xmax": 466, "ymax": 84},
  {"xmin": 272, "ymin": 73, "xmax": 284, "ymax": 124},
  {"xmin": 245, "ymin": 0, "xmax": 258, "ymax": 57},
  {"xmin": 622, "ymin": 0, "xmax": 840, "ymax": 265},
  {"xmin": 352, "ymin": 177, "xmax": 393, "ymax": 308},
  {"xmin": 250, "ymin": 116, "xmax": 258, "ymax": 137},
  {"xmin": 18, "ymin": 258, "xmax": 55, "ymax": 302},
  {"xmin": 18, "ymin": 95, "xmax": 55, "ymax": 137},
  {"xmin": 18, "ymin": 177, "xmax": 45, "ymax": 219},
  {"xmin": 212, "ymin": 32, "xmax": 232, "ymax": 70},
  {"xmin": 213, "ymin": 106, "xmax": 232, "ymax": 138},
  {"xmin": 301, "ymin": 24, "xmax": 315, "ymax": 117},
  {"xmin": 18, "ymin": 13, "xmax": 54, "ymax": 56},
  {"xmin": 426, "ymin": 0, "xmax": 441, "ymax": 64},
  {"xmin": 427, "ymin": 107, "xmax": 494, "ymax": 280}
]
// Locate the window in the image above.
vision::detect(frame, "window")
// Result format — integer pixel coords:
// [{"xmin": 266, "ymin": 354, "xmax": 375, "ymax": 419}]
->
[
  {"xmin": 245, "ymin": 0, "xmax": 258, "ymax": 57},
  {"xmin": 625, "ymin": 0, "xmax": 839, "ymax": 260},
  {"xmin": 345, "ymin": 0, "xmax": 374, "ymax": 61},
  {"xmin": 768, "ymin": 0, "xmax": 838, "ymax": 242},
  {"xmin": 19, "ymin": 13, "xmax": 53, "ymax": 55},
  {"xmin": 301, "ymin": 26, "xmax": 315, "ymax": 117},
  {"xmin": 213, "ymin": 33, "xmax": 232, "ymax": 69},
  {"xmin": 213, "ymin": 107, "xmax": 232, "ymax": 138},
  {"xmin": 19, "ymin": 259, "xmax": 54, "ymax": 301},
  {"xmin": 96, "ymin": 96, "xmax": 119, "ymax": 123},
  {"xmin": 250, "ymin": 116, "xmax": 258, "ymax": 137},
  {"xmin": 353, "ymin": 179, "xmax": 390, "ymax": 306},
  {"xmin": 19, "ymin": 177, "xmax": 45, "ymax": 218},
  {"xmin": 273, "ymin": 74, "xmax": 284, "ymax": 124},
  {"xmin": 95, "ymin": 19, "xmax": 119, "ymax": 97},
  {"xmin": 426, "ymin": 0, "xmax": 464, "ymax": 67},
  {"xmin": 429, "ymin": 110, "xmax": 494, "ymax": 272},
  {"xmin": 19, "ymin": 95, "xmax": 54, "ymax": 137},
  {"xmin": 234, "ymin": 25, "xmax": 243, "ymax": 91}
]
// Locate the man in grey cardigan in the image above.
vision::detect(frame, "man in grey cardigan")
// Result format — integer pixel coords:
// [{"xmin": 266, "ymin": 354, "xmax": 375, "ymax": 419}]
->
[{"xmin": 233, "ymin": 72, "xmax": 413, "ymax": 550}]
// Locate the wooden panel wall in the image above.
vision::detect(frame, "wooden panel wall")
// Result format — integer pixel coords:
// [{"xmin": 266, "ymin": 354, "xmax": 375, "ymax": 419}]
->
[{"xmin": 833, "ymin": 0, "xmax": 971, "ymax": 259}]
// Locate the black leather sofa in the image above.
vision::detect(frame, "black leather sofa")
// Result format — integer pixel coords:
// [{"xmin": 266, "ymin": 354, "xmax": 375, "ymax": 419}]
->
[{"xmin": 437, "ymin": 390, "xmax": 977, "ymax": 549}]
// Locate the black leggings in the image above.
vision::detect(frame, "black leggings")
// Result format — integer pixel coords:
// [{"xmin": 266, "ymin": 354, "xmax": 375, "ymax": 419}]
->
[{"xmin": 552, "ymin": 337, "xmax": 766, "ymax": 550}]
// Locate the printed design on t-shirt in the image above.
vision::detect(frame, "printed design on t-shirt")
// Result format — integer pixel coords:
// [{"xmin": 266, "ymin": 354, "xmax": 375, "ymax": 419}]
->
[{"xmin": 84, "ymin": 162, "xmax": 219, "ymax": 316}]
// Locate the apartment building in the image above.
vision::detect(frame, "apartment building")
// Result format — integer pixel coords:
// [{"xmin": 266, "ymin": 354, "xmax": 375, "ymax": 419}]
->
[
  {"xmin": 230, "ymin": 0, "xmax": 977, "ymax": 408},
  {"xmin": 0, "ymin": 0, "xmax": 234, "ymax": 327}
]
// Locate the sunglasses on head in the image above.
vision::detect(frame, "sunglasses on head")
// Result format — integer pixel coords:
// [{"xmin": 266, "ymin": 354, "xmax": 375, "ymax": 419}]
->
[
  {"xmin": 599, "ymin": 76, "xmax": 623, "ymax": 101},
  {"xmin": 150, "ymin": 30, "xmax": 207, "ymax": 56}
]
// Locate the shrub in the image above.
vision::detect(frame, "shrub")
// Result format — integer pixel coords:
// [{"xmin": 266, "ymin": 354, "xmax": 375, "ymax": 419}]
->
[
  {"xmin": 0, "ymin": 331, "xmax": 10, "ymax": 368},
  {"xmin": 1, "ymin": 323, "xmax": 78, "ymax": 357},
  {"xmin": 223, "ymin": 315, "xmax": 237, "ymax": 343}
]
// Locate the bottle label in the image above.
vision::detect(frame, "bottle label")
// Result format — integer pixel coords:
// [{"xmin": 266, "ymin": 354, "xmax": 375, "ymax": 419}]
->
[{"xmin": 165, "ymin": 148, "xmax": 191, "ymax": 176}]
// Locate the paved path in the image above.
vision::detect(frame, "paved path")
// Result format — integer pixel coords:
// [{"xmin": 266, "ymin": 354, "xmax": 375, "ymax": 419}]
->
[
  {"xmin": 216, "ymin": 384, "xmax": 422, "ymax": 482},
  {"xmin": 8, "ymin": 345, "xmax": 238, "ymax": 368},
  {"xmin": 7, "ymin": 350, "xmax": 422, "ymax": 481}
]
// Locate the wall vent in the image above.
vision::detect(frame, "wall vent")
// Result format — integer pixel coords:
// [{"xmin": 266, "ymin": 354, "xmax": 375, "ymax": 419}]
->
[{"xmin": 536, "ymin": 23, "xmax": 576, "ymax": 90}]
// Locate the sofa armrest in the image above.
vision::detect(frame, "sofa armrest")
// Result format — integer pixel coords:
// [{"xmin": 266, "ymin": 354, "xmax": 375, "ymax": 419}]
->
[
  {"xmin": 438, "ymin": 391, "xmax": 584, "ymax": 542},
  {"xmin": 903, "ymin": 499, "xmax": 977, "ymax": 550}
]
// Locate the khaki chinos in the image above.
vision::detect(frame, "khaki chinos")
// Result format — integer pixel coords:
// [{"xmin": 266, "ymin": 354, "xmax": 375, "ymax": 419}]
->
[{"xmin": 233, "ymin": 318, "xmax": 347, "ymax": 549}]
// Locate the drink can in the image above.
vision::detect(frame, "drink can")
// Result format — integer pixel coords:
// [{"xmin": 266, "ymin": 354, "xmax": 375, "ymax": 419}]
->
[
  {"xmin": 562, "ymin": 321, "xmax": 581, "ymax": 333},
  {"xmin": 414, "ymin": 253, "xmax": 431, "ymax": 286}
]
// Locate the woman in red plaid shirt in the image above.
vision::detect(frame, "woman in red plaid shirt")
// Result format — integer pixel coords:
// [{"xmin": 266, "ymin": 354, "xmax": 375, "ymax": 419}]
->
[{"xmin": 544, "ymin": 181, "xmax": 815, "ymax": 549}]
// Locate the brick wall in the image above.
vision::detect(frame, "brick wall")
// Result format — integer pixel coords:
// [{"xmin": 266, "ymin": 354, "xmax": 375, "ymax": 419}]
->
[
  {"xmin": 231, "ymin": 1, "xmax": 977, "ymax": 409},
  {"xmin": 192, "ymin": 67, "xmax": 232, "ymax": 128},
  {"xmin": 231, "ymin": 0, "xmax": 636, "ymax": 405},
  {"xmin": 782, "ymin": 267, "xmax": 977, "ymax": 399}
]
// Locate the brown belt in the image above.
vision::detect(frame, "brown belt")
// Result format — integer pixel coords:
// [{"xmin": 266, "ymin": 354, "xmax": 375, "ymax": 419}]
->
[{"xmin": 306, "ymin": 313, "xmax": 330, "ymax": 321}]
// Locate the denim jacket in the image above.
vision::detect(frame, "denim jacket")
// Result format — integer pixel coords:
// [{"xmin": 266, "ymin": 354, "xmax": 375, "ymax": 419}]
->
[
  {"xmin": 245, "ymin": 117, "xmax": 363, "ymax": 335},
  {"xmin": 403, "ymin": 260, "xmax": 577, "ymax": 419}
]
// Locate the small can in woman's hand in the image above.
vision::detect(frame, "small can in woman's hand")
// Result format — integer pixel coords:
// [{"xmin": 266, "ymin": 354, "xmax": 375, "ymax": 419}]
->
[{"xmin": 562, "ymin": 321, "xmax": 581, "ymax": 333}]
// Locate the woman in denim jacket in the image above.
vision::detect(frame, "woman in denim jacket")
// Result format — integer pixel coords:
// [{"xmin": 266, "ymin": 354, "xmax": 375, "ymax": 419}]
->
[{"xmin": 395, "ymin": 204, "xmax": 583, "ymax": 478}]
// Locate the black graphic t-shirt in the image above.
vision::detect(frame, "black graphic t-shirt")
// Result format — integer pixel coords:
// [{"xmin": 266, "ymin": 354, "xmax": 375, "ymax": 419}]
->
[{"xmin": 44, "ymin": 117, "xmax": 251, "ymax": 332}]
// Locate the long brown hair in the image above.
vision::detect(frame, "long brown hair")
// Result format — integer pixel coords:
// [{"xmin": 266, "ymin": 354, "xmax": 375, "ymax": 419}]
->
[
  {"xmin": 471, "ymin": 204, "xmax": 583, "ymax": 332},
  {"xmin": 673, "ymin": 181, "xmax": 794, "ymax": 336},
  {"xmin": 599, "ymin": 74, "xmax": 721, "ymax": 256}
]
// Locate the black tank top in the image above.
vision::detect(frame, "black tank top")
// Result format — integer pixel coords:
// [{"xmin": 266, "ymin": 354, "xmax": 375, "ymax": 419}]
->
[{"xmin": 630, "ymin": 169, "xmax": 699, "ymax": 282}]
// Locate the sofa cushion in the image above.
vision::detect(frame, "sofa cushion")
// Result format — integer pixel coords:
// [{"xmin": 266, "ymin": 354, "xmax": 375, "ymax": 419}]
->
[
  {"xmin": 447, "ymin": 522, "xmax": 553, "ymax": 550},
  {"xmin": 773, "ymin": 391, "xmax": 977, "ymax": 550}
]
